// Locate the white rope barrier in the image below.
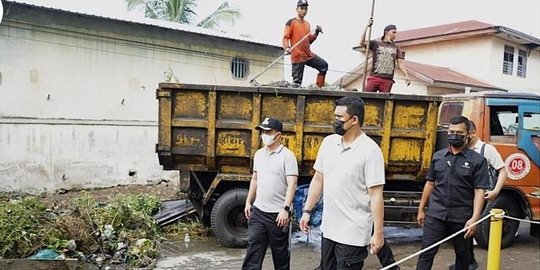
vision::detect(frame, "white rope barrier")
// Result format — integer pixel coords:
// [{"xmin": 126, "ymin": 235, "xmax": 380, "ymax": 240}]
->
[
  {"xmin": 380, "ymin": 213, "xmax": 493, "ymax": 270},
  {"xmin": 503, "ymin": 215, "xmax": 540, "ymax": 225}
]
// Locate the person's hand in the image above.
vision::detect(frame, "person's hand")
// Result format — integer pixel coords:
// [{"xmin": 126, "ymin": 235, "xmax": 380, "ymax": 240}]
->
[
  {"xmin": 299, "ymin": 213, "xmax": 311, "ymax": 233},
  {"xmin": 367, "ymin": 18, "xmax": 374, "ymax": 27},
  {"xmin": 284, "ymin": 47, "xmax": 291, "ymax": 55},
  {"xmin": 370, "ymin": 233, "xmax": 384, "ymax": 255},
  {"xmin": 484, "ymin": 190, "xmax": 499, "ymax": 201},
  {"xmin": 406, "ymin": 78, "xmax": 411, "ymax": 86},
  {"xmin": 315, "ymin": 25, "xmax": 323, "ymax": 34},
  {"xmin": 417, "ymin": 209, "xmax": 426, "ymax": 227},
  {"xmin": 276, "ymin": 209, "xmax": 289, "ymax": 227},
  {"xmin": 464, "ymin": 218, "xmax": 478, "ymax": 239},
  {"xmin": 244, "ymin": 202, "xmax": 252, "ymax": 219}
]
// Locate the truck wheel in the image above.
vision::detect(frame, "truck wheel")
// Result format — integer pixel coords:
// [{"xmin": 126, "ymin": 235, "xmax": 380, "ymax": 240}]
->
[
  {"xmin": 474, "ymin": 194, "xmax": 521, "ymax": 249},
  {"xmin": 210, "ymin": 188, "xmax": 249, "ymax": 248}
]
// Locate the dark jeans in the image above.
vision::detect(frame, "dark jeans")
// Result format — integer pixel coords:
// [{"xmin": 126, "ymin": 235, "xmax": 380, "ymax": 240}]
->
[
  {"xmin": 242, "ymin": 207, "xmax": 290, "ymax": 270},
  {"xmin": 321, "ymin": 237, "xmax": 368, "ymax": 270},
  {"xmin": 291, "ymin": 55, "xmax": 328, "ymax": 86},
  {"xmin": 416, "ymin": 215, "xmax": 471, "ymax": 270}
]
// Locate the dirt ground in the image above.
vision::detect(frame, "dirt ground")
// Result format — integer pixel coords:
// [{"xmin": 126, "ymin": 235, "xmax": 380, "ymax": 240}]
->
[
  {"xmin": 154, "ymin": 223, "xmax": 540, "ymax": 270},
  {"xmin": 15, "ymin": 180, "xmax": 183, "ymax": 208}
]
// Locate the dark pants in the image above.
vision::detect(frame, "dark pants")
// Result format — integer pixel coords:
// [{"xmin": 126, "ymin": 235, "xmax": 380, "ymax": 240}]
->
[
  {"xmin": 416, "ymin": 215, "xmax": 471, "ymax": 270},
  {"xmin": 242, "ymin": 207, "xmax": 290, "ymax": 270},
  {"xmin": 315, "ymin": 234, "xmax": 398, "ymax": 270},
  {"xmin": 291, "ymin": 55, "xmax": 328, "ymax": 86},
  {"xmin": 320, "ymin": 237, "xmax": 368, "ymax": 270}
]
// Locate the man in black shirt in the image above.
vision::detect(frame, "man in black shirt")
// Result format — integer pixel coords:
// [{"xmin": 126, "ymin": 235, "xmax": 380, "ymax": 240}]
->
[{"xmin": 416, "ymin": 116, "xmax": 490, "ymax": 270}]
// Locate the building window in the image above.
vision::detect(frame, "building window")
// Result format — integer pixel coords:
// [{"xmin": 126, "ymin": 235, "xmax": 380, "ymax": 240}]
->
[
  {"xmin": 503, "ymin": 45, "xmax": 514, "ymax": 75},
  {"xmin": 517, "ymin": 49, "xmax": 527, "ymax": 78},
  {"xmin": 231, "ymin": 57, "xmax": 249, "ymax": 79}
]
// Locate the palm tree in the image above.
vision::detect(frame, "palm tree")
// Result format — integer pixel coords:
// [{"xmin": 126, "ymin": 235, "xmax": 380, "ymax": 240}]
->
[{"xmin": 125, "ymin": 0, "xmax": 241, "ymax": 30}]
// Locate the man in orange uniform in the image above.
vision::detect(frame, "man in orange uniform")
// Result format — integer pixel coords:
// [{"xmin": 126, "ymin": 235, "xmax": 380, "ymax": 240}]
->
[{"xmin": 282, "ymin": 0, "xmax": 328, "ymax": 88}]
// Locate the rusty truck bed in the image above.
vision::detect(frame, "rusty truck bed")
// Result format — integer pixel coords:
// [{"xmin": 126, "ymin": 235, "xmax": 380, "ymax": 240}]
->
[{"xmin": 156, "ymin": 83, "xmax": 442, "ymax": 181}]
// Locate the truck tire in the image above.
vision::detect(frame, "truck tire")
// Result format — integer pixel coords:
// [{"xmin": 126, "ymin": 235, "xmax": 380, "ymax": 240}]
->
[
  {"xmin": 210, "ymin": 188, "xmax": 249, "ymax": 248},
  {"xmin": 474, "ymin": 194, "xmax": 520, "ymax": 249}
]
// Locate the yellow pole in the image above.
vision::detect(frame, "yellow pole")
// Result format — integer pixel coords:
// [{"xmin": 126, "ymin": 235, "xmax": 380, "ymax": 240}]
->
[{"xmin": 487, "ymin": 208, "xmax": 504, "ymax": 270}]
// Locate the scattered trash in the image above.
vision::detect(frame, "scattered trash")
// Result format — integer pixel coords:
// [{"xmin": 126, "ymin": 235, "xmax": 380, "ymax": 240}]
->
[
  {"xmin": 28, "ymin": 249, "xmax": 61, "ymax": 260},
  {"xmin": 153, "ymin": 199, "xmax": 195, "ymax": 227}
]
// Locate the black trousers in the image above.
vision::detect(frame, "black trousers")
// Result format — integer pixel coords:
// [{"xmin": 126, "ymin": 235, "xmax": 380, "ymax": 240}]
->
[
  {"xmin": 416, "ymin": 215, "xmax": 471, "ymax": 270},
  {"xmin": 315, "ymin": 234, "xmax": 398, "ymax": 270},
  {"xmin": 242, "ymin": 207, "xmax": 290, "ymax": 270},
  {"xmin": 320, "ymin": 237, "xmax": 368, "ymax": 270},
  {"xmin": 291, "ymin": 55, "xmax": 328, "ymax": 86}
]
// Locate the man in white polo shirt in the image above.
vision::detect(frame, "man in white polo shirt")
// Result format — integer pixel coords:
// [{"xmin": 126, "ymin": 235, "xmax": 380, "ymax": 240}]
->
[
  {"xmin": 242, "ymin": 117, "xmax": 299, "ymax": 270},
  {"xmin": 299, "ymin": 96, "xmax": 388, "ymax": 269}
]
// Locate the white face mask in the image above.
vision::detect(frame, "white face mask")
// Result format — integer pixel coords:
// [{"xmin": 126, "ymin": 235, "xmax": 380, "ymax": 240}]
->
[{"xmin": 261, "ymin": 133, "xmax": 276, "ymax": 146}]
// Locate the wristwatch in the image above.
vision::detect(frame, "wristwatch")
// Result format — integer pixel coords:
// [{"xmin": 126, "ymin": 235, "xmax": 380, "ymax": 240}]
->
[
  {"xmin": 302, "ymin": 208, "xmax": 313, "ymax": 215},
  {"xmin": 283, "ymin": 205, "xmax": 291, "ymax": 212}
]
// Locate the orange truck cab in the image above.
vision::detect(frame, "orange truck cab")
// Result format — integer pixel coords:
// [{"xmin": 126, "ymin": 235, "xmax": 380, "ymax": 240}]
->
[{"xmin": 438, "ymin": 92, "xmax": 540, "ymax": 248}]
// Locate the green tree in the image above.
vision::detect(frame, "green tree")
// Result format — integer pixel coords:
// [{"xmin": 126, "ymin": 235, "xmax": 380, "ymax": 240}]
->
[{"xmin": 125, "ymin": 0, "xmax": 241, "ymax": 30}]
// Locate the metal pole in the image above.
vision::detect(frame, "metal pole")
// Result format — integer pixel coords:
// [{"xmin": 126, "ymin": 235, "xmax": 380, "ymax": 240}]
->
[
  {"xmin": 362, "ymin": 0, "xmax": 376, "ymax": 92},
  {"xmin": 249, "ymin": 30, "xmax": 315, "ymax": 86},
  {"xmin": 487, "ymin": 208, "xmax": 504, "ymax": 270}
]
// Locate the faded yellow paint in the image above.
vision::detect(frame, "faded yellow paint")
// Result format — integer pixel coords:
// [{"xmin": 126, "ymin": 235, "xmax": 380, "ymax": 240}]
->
[
  {"xmin": 280, "ymin": 133, "xmax": 297, "ymax": 154},
  {"xmin": 302, "ymin": 134, "xmax": 325, "ymax": 160},
  {"xmin": 220, "ymin": 165, "xmax": 251, "ymax": 174},
  {"xmin": 364, "ymin": 102, "xmax": 384, "ymax": 127},
  {"xmin": 261, "ymin": 95, "xmax": 297, "ymax": 122},
  {"xmin": 159, "ymin": 84, "xmax": 442, "ymax": 182},
  {"xmin": 173, "ymin": 91, "xmax": 207, "ymax": 118},
  {"xmin": 216, "ymin": 131, "xmax": 248, "ymax": 156},
  {"xmin": 218, "ymin": 93, "xmax": 253, "ymax": 120},
  {"xmin": 389, "ymin": 138, "xmax": 423, "ymax": 162},
  {"xmin": 304, "ymin": 98, "xmax": 334, "ymax": 124},
  {"xmin": 393, "ymin": 104, "xmax": 426, "ymax": 129}
]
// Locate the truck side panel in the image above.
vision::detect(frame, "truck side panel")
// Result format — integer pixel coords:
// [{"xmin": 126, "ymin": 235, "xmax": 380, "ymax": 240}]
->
[{"xmin": 156, "ymin": 83, "xmax": 441, "ymax": 182}]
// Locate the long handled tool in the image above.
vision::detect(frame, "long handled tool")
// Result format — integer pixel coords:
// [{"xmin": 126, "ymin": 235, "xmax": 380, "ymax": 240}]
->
[
  {"xmin": 362, "ymin": 0, "xmax": 376, "ymax": 91},
  {"xmin": 249, "ymin": 29, "xmax": 317, "ymax": 86}
]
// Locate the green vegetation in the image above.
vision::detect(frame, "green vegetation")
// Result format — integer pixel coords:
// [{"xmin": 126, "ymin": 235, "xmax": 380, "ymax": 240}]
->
[
  {"xmin": 0, "ymin": 193, "xmax": 208, "ymax": 268},
  {"xmin": 125, "ymin": 0, "xmax": 241, "ymax": 30}
]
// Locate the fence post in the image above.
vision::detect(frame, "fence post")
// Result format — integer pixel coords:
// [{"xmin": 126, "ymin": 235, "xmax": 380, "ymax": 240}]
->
[{"xmin": 487, "ymin": 208, "xmax": 504, "ymax": 270}]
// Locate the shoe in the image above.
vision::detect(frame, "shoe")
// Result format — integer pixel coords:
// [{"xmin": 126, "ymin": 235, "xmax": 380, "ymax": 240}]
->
[
  {"xmin": 291, "ymin": 83, "xmax": 301, "ymax": 88},
  {"xmin": 448, "ymin": 260, "xmax": 478, "ymax": 270}
]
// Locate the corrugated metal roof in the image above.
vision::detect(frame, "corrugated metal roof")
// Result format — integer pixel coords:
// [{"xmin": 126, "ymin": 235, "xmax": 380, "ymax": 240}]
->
[
  {"xmin": 333, "ymin": 59, "xmax": 501, "ymax": 90},
  {"xmin": 405, "ymin": 60, "xmax": 499, "ymax": 89},
  {"xmin": 4, "ymin": 0, "xmax": 281, "ymax": 49},
  {"xmin": 396, "ymin": 20, "xmax": 496, "ymax": 42}
]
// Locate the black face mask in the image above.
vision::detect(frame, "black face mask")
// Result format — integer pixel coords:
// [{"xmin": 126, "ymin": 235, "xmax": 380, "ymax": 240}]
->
[
  {"xmin": 448, "ymin": 134, "xmax": 466, "ymax": 147},
  {"xmin": 333, "ymin": 117, "xmax": 353, "ymax": 136}
]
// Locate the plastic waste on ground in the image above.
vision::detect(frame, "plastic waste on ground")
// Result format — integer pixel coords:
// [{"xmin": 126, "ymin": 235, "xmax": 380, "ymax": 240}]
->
[{"xmin": 28, "ymin": 249, "xmax": 61, "ymax": 260}]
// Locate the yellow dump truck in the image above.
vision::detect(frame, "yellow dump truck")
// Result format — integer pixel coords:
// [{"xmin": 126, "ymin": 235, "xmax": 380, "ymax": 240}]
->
[{"xmin": 156, "ymin": 83, "xmax": 441, "ymax": 247}]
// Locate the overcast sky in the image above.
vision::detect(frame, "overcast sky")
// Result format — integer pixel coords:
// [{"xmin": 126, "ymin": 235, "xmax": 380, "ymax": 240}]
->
[{"xmin": 5, "ymin": 0, "xmax": 540, "ymax": 83}]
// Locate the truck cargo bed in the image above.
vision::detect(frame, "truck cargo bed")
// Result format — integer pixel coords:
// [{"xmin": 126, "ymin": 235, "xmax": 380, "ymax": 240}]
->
[{"xmin": 157, "ymin": 83, "xmax": 442, "ymax": 181}]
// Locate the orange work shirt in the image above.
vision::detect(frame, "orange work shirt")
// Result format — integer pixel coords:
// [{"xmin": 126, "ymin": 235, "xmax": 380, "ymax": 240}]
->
[{"xmin": 282, "ymin": 17, "xmax": 317, "ymax": 64}]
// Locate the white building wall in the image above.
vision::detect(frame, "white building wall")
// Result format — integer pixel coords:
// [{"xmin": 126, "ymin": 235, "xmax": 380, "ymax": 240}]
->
[
  {"xmin": 401, "ymin": 36, "xmax": 540, "ymax": 93},
  {"xmin": 0, "ymin": 6, "xmax": 283, "ymax": 193}
]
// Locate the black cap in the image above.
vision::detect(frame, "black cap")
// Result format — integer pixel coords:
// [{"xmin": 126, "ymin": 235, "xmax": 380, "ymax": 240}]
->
[
  {"xmin": 383, "ymin": 24, "xmax": 397, "ymax": 34},
  {"xmin": 297, "ymin": 0, "xmax": 309, "ymax": 7},
  {"xmin": 256, "ymin": 117, "xmax": 283, "ymax": 132}
]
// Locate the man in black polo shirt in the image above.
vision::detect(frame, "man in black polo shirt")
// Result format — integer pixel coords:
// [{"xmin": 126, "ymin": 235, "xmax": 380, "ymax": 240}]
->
[{"xmin": 416, "ymin": 116, "xmax": 490, "ymax": 270}]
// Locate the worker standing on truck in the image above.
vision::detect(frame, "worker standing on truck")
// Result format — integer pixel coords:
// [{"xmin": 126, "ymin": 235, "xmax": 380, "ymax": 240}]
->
[
  {"xmin": 448, "ymin": 120, "xmax": 508, "ymax": 270},
  {"xmin": 360, "ymin": 19, "xmax": 411, "ymax": 93},
  {"xmin": 283, "ymin": 0, "xmax": 328, "ymax": 88},
  {"xmin": 242, "ymin": 117, "xmax": 298, "ymax": 270},
  {"xmin": 416, "ymin": 116, "xmax": 490, "ymax": 270},
  {"xmin": 299, "ymin": 96, "xmax": 389, "ymax": 269}
]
